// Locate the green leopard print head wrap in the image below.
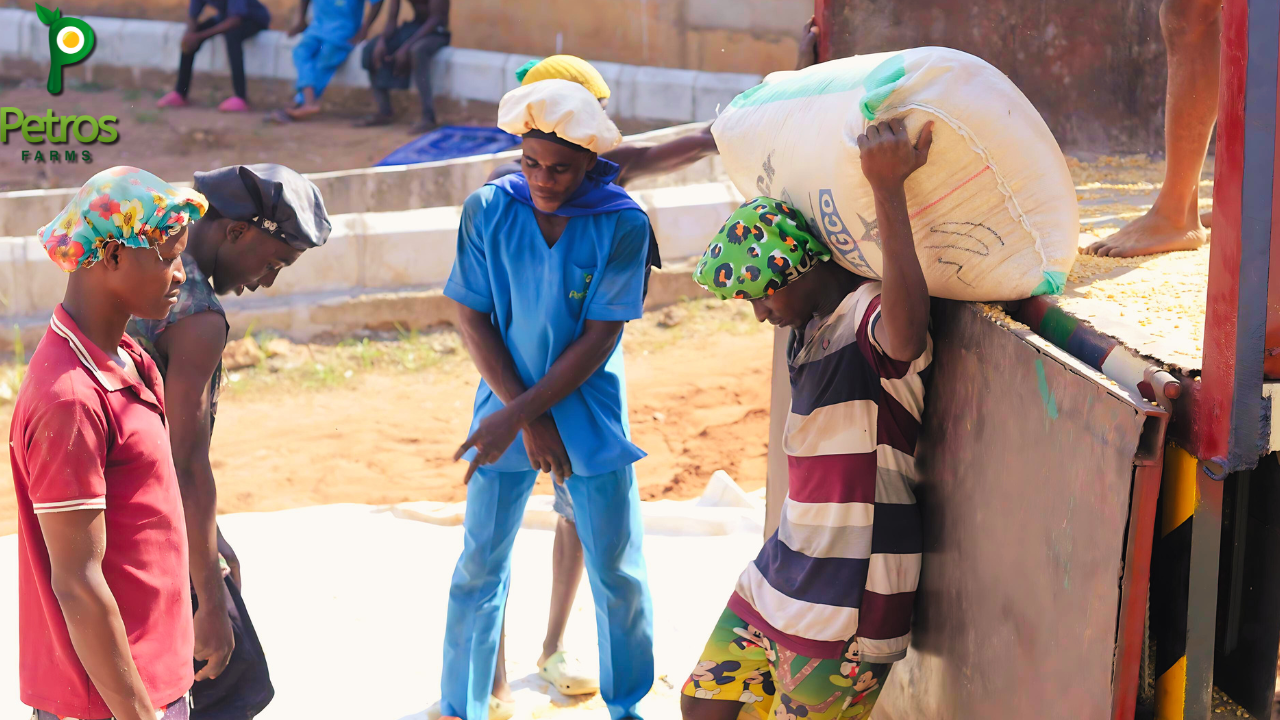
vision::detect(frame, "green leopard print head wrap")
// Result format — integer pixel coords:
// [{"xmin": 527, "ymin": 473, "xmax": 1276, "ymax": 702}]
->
[{"xmin": 694, "ymin": 197, "xmax": 831, "ymax": 300}]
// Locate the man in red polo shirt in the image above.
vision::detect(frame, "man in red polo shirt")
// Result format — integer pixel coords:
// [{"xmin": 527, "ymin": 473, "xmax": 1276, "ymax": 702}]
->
[{"xmin": 10, "ymin": 167, "xmax": 209, "ymax": 720}]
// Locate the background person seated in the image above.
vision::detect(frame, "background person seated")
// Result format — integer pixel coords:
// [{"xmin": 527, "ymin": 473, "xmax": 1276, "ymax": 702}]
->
[
  {"xmin": 355, "ymin": 0, "xmax": 450, "ymax": 134},
  {"xmin": 157, "ymin": 0, "xmax": 272, "ymax": 112},
  {"xmin": 272, "ymin": 0, "xmax": 384, "ymax": 122}
]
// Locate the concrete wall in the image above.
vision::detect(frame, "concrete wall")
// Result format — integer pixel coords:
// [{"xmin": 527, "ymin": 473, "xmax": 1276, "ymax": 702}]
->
[
  {"xmin": 0, "ymin": 180, "xmax": 739, "ymax": 349},
  {"xmin": 4, "ymin": 0, "xmax": 810, "ymax": 76},
  {"xmin": 821, "ymin": 0, "xmax": 1169, "ymax": 152},
  {"xmin": 0, "ymin": 122, "xmax": 730, "ymax": 236},
  {"xmin": 0, "ymin": 8, "xmax": 762, "ymax": 126}
]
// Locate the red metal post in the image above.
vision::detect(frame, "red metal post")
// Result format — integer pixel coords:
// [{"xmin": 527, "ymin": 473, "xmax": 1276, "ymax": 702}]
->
[
  {"xmin": 1269, "ymin": 25, "xmax": 1280, "ymax": 377},
  {"xmin": 813, "ymin": 0, "xmax": 834, "ymax": 63},
  {"xmin": 1111, "ymin": 455, "xmax": 1168, "ymax": 720},
  {"xmin": 1199, "ymin": 0, "xmax": 1274, "ymax": 474},
  {"xmin": 1200, "ymin": 0, "xmax": 1247, "ymax": 468}
]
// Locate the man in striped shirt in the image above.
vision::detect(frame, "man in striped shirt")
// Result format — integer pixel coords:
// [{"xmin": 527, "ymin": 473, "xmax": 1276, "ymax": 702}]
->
[{"xmin": 683, "ymin": 119, "xmax": 934, "ymax": 720}]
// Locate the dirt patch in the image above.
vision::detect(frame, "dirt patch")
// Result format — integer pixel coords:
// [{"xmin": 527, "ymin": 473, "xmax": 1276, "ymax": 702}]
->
[
  {"xmin": 0, "ymin": 78, "xmax": 668, "ymax": 194},
  {"xmin": 0, "ymin": 299, "xmax": 773, "ymax": 536},
  {"xmin": 0, "ymin": 79, "xmax": 421, "ymax": 193}
]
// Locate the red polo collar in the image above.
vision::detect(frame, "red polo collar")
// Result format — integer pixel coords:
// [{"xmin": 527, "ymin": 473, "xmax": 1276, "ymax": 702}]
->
[{"xmin": 49, "ymin": 304, "xmax": 164, "ymax": 410}]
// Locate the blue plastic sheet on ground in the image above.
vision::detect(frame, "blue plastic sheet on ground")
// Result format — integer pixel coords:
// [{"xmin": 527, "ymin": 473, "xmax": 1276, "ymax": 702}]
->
[{"xmin": 375, "ymin": 126, "xmax": 521, "ymax": 167}]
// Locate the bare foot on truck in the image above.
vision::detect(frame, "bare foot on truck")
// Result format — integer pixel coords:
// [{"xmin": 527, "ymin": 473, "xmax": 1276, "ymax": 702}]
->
[
  {"xmin": 1085, "ymin": 0, "xmax": 1220, "ymax": 258},
  {"xmin": 1082, "ymin": 201, "xmax": 1208, "ymax": 257}
]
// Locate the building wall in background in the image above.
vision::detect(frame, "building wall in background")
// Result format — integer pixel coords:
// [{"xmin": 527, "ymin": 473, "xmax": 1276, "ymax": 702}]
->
[
  {"xmin": 6, "ymin": 0, "xmax": 1173, "ymax": 152},
  {"xmin": 821, "ymin": 0, "xmax": 1169, "ymax": 152},
  {"xmin": 4, "ymin": 0, "xmax": 812, "ymax": 76}
]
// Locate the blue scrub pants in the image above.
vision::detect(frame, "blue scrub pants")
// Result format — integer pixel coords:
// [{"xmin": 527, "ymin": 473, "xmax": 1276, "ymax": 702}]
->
[
  {"xmin": 292, "ymin": 30, "xmax": 353, "ymax": 104},
  {"xmin": 440, "ymin": 465, "xmax": 654, "ymax": 720}
]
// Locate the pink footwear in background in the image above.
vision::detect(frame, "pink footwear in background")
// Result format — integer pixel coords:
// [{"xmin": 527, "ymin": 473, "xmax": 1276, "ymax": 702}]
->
[
  {"xmin": 218, "ymin": 96, "xmax": 249, "ymax": 112},
  {"xmin": 155, "ymin": 91, "xmax": 188, "ymax": 108}
]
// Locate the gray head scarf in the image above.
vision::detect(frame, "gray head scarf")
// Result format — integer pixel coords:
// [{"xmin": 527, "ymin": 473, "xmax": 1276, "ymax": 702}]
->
[{"xmin": 194, "ymin": 164, "xmax": 331, "ymax": 251}]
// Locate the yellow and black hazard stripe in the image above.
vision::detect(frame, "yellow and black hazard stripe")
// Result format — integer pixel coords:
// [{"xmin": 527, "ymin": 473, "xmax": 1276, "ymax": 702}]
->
[{"xmin": 1150, "ymin": 443, "xmax": 1197, "ymax": 720}]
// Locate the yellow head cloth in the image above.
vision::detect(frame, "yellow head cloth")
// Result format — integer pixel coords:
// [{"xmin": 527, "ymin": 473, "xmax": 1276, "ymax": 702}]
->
[{"xmin": 520, "ymin": 55, "xmax": 611, "ymax": 100}]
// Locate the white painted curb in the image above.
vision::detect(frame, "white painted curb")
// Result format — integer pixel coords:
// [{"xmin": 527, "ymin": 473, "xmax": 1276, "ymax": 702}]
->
[
  {"xmin": 0, "ymin": 181, "xmax": 741, "ymax": 320},
  {"xmin": 0, "ymin": 8, "xmax": 762, "ymax": 125}
]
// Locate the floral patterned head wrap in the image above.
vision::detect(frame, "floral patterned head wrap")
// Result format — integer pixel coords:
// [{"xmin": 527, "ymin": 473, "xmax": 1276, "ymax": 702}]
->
[
  {"xmin": 37, "ymin": 166, "xmax": 209, "ymax": 272},
  {"xmin": 694, "ymin": 197, "xmax": 831, "ymax": 300}
]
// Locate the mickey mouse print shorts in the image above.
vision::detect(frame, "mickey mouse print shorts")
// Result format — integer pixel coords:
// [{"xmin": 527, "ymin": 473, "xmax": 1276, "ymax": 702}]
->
[{"xmin": 681, "ymin": 607, "xmax": 892, "ymax": 720}]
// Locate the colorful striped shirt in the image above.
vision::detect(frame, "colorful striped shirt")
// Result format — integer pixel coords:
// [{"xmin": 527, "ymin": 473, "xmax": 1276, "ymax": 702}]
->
[{"xmin": 728, "ymin": 282, "xmax": 932, "ymax": 664}]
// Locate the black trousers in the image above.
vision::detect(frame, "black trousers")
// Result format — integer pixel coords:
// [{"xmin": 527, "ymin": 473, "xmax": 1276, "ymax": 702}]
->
[
  {"xmin": 176, "ymin": 17, "xmax": 266, "ymax": 100},
  {"xmin": 361, "ymin": 23, "xmax": 451, "ymax": 122},
  {"xmin": 191, "ymin": 575, "xmax": 274, "ymax": 720}
]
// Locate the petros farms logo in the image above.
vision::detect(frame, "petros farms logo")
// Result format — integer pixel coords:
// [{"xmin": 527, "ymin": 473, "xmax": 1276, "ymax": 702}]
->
[
  {"xmin": 2, "ymin": 5, "xmax": 115, "ymax": 164},
  {"xmin": 38, "ymin": 3, "xmax": 95, "ymax": 94}
]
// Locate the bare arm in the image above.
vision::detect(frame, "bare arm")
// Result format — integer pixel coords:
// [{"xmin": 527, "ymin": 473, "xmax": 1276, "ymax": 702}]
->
[
  {"xmin": 154, "ymin": 312, "xmax": 234, "ymax": 681},
  {"xmin": 400, "ymin": 0, "xmax": 449, "ymax": 46},
  {"xmin": 796, "ymin": 15, "xmax": 820, "ymax": 70},
  {"xmin": 607, "ymin": 125, "xmax": 718, "ymax": 187},
  {"xmin": 350, "ymin": 0, "xmax": 384, "ymax": 44},
  {"xmin": 456, "ymin": 319, "xmax": 623, "ymax": 476},
  {"xmin": 454, "ymin": 304, "xmax": 528, "ymax": 404},
  {"xmin": 289, "ymin": 0, "xmax": 310, "ymax": 35},
  {"xmin": 40, "ymin": 510, "xmax": 158, "ymax": 720},
  {"xmin": 487, "ymin": 126, "xmax": 718, "ymax": 187},
  {"xmin": 452, "ymin": 303, "xmax": 573, "ymax": 480},
  {"xmin": 506, "ymin": 319, "xmax": 623, "ymax": 423},
  {"xmin": 857, "ymin": 119, "xmax": 933, "ymax": 362},
  {"xmin": 194, "ymin": 15, "xmax": 243, "ymax": 40},
  {"xmin": 378, "ymin": 0, "xmax": 400, "ymax": 37}
]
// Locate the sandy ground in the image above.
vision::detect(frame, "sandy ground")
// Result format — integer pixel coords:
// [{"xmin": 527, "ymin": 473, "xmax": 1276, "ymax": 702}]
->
[
  {"xmin": 0, "ymin": 301, "xmax": 773, "ymax": 536},
  {"xmin": 0, "ymin": 81, "xmax": 475, "ymax": 192},
  {"xmin": 0, "ymin": 81, "xmax": 666, "ymax": 193},
  {"xmin": 205, "ymin": 328, "xmax": 771, "ymax": 516}
]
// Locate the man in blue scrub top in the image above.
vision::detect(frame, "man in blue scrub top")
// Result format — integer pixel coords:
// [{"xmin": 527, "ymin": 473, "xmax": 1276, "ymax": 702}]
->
[{"xmin": 441, "ymin": 80, "xmax": 655, "ymax": 720}]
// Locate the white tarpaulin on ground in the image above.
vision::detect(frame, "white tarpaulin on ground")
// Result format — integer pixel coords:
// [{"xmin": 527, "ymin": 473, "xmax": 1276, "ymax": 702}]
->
[{"xmin": 1, "ymin": 476, "xmax": 765, "ymax": 720}]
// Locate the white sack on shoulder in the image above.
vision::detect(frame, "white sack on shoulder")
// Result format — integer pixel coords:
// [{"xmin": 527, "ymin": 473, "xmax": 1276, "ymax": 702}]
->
[{"xmin": 712, "ymin": 48, "xmax": 1079, "ymax": 302}]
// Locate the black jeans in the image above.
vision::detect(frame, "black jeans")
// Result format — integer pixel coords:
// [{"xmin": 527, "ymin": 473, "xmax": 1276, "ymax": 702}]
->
[
  {"xmin": 361, "ymin": 24, "xmax": 451, "ymax": 122},
  {"xmin": 190, "ymin": 574, "xmax": 274, "ymax": 719},
  {"xmin": 176, "ymin": 17, "xmax": 266, "ymax": 100}
]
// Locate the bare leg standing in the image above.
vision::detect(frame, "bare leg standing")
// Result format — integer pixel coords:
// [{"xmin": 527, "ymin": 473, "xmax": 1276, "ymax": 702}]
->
[
  {"xmin": 490, "ymin": 516, "xmax": 588, "ymax": 699},
  {"xmin": 540, "ymin": 517, "xmax": 585, "ymax": 667},
  {"xmin": 492, "ymin": 621, "xmax": 512, "ymax": 702},
  {"xmin": 1084, "ymin": 0, "xmax": 1221, "ymax": 258}
]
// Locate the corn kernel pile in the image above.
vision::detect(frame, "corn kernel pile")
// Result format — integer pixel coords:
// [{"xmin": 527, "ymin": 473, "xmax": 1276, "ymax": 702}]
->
[
  {"xmin": 1057, "ymin": 155, "xmax": 1213, "ymax": 373},
  {"xmin": 976, "ymin": 302, "xmax": 1030, "ymax": 331}
]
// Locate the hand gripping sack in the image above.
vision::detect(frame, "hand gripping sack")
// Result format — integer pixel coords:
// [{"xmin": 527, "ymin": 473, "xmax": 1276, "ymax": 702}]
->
[{"xmin": 710, "ymin": 48, "xmax": 1078, "ymax": 301}]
